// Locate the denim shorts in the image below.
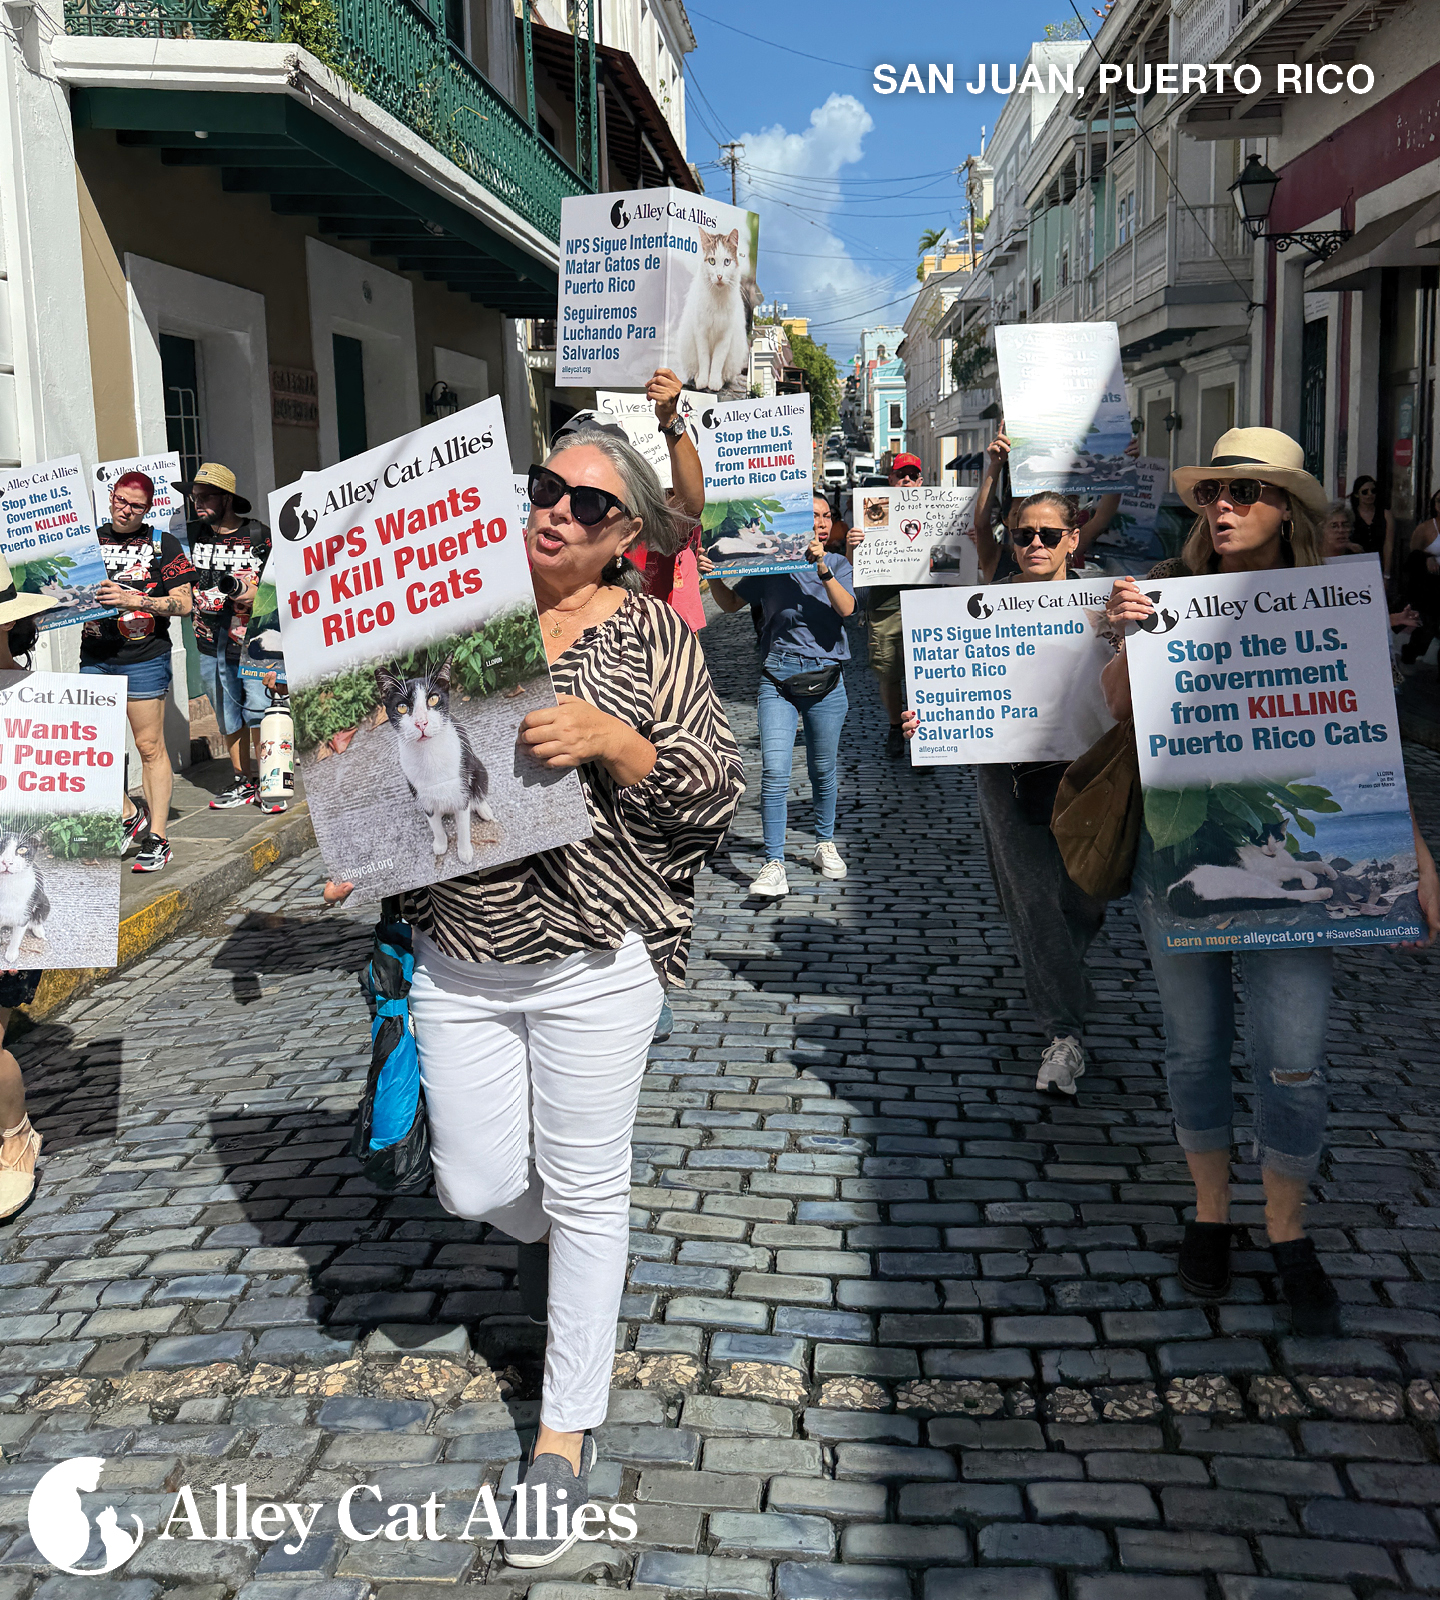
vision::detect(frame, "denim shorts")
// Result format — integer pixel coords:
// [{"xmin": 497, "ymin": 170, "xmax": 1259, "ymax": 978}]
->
[
  {"xmin": 198, "ymin": 649, "xmax": 269, "ymax": 735},
  {"xmin": 80, "ymin": 653, "xmax": 172, "ymax": 702}
]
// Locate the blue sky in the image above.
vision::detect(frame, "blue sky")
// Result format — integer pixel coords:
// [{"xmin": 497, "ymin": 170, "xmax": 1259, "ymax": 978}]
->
[{"xmin": 680, "ymin": 0, "xmax": 1095, "ymax": 365}]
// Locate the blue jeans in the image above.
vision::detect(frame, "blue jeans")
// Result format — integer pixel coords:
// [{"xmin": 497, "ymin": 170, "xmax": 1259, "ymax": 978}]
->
[
  {"xmin": 756, "ymin": 650, "xmax": 848, "ymax": 861},
  {"xmin": 198, "ymin": 649, "xmax": 269, "ymax": 735},
  {"xmin": 1134, "ymin": 838, "xmax": 1332, "ymax": 1180},
  {"xmin": 80, "ymin": 653, "xmax": 172, "ymax": 701}
]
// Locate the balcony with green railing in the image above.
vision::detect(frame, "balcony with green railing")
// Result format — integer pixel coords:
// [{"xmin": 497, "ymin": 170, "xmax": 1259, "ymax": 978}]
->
[{"xmin": 62, "ymin": 0, "xmax": 590, "ymax": 242}]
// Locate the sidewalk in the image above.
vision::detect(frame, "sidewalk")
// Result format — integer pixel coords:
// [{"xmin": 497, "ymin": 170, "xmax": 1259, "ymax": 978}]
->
[{"xmin": 29, "ymin": 758, "xmax": 315, "ymax": 1020}]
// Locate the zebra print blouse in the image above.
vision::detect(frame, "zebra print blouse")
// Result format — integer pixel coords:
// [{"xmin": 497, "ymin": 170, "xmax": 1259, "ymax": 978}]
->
[{"xmin": 405, "ymin": 593, "xmax": 744, "ymax": 986}]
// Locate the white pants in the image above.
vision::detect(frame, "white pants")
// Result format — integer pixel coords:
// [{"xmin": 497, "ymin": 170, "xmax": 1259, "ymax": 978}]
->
[{"xmin": 409, "ymin": 929, "xmax": 664, "ymax": 1433}]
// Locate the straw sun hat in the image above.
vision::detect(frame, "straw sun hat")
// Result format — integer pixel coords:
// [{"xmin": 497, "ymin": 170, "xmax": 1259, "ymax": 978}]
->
[
  {"xmin": 1172, "ymin": 427, "xmax": 1330, "ymax": 517},
  {"xmin": 0, "ymin": 552, "xmax": 59, "ymax": 626}
]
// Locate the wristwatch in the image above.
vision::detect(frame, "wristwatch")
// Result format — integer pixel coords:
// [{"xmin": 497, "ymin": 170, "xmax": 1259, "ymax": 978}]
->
[
  {"xmin": 658, "ymin": 414, "xmax": 686, "ymax": 440},
  {"xmin": 816, "ymin": 566, "xmax": 833, "ymax": 581}
]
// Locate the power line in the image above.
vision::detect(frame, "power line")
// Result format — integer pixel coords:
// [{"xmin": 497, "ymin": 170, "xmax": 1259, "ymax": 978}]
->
[
  {"xmin": 686, "ymin": 5, "xmax": 868, "ymax": 72},
  {"xmin": 718, "ymin": 141, "xmax": 745, "ymax": 206}
]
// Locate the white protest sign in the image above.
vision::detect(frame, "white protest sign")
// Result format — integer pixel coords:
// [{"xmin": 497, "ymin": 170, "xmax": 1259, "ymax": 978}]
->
[
  {"xmin": 852, "ymin": 486, "xmax": 979, "ymax": 587},
  {"xmin": 1091, "ymin": 455, "xmax": 1169, "ymax": 574},
  {"xmin": 594, "ymin": 389, "xmax": 713, "ymax": 487},
  {"xmin": 995, "ymin": 322, "xmax": 1136, "ymax": 496},
  {"xmin": 92, "ymin": 453, "xmax": 188, "ymax": 543},
  {"xmin": 0, "ymin": 457, "xmax": 112, "ymax": 631},
  {"xmin": 901, "ymin": 578, "xmax": 1116, "ymax": 765},
  {"xmin": 558, "ymin": 189, "xmax": 759, "ymax": 392},
  {"xmin": 271, "ymin": 397, "xmax": 589, "ymax": 901},
  {"xmin": 694, "ymin": 395, "xmax": 814, "ymax": 579},
  {"xmin": 0, "ymin": 669, "xmax": 128, "ymax": 968},
  {"xmin": 1126, "ymin": 556, "xmax": 1422, "ymax": 949}
]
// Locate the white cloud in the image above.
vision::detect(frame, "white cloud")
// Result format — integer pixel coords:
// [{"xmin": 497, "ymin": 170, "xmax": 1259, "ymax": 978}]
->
[{"xmin": 734, "ymin": 93, "xmax": 911, "ymax": 362}]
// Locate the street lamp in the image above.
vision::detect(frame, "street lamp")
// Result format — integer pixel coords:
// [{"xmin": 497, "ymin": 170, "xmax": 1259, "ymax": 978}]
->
[
  {"xmin": 1228, "ymin": 153, "xmax": 1351, "ymax": 261},
  {"xmin": 425, "ymin": 380, "xmax": 461, "ymax": 419}
]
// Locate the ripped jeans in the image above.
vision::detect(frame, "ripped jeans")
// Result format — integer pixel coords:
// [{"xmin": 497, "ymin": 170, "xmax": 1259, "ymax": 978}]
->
[{"xmin": 1135, "ymin": 870, "xmax": 1332, "ymax": 1182}]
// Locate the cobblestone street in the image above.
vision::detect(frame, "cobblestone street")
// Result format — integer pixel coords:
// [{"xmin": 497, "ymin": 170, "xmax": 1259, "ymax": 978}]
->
[{"xmin": 4, "ymin": 609, "xmax": 1440, "ymax": 1600}]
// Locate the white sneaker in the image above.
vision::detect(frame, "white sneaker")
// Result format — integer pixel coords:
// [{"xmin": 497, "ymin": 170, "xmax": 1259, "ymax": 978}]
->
[
  {"xmin": 812, "ymin": 840, "xmax": 847, "ymax": 879},
  {"xmin": 749, "ymin": 859, "xmax": 789, "ymax": 897},
  {"xmin": 1037, "ymin": 1035, "xmax": 1086, "ymax": 1097}
]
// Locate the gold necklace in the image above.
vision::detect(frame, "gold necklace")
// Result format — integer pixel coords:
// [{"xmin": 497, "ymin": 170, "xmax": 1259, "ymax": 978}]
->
[{"xmin": 542, "ymin": 587, "xmax": 599, "ymax": 639}]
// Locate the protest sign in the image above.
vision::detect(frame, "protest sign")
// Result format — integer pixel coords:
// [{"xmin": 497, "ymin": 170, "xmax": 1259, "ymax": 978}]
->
[
  {"xmin": 995, "ymin": 322, "xmax": 1136, "ymax": 496},
  {"xmin": 852, "ymin": 486, "xmax": 979, "ymax": 587},
  {"xmin": 0, "ymin": 457, "xmax": 112, "ymax": 631},
  {"xmin": 901, "ymin": 578, "xmax": 1116, "ymax": 765},
  {"xmin": 557, "ymin": 189, "xmax": 759, "ymax": 393},
  {"xmin": 92, "ymin": 453, "xmax": 188, "ymax": 544},
  {"xmin": 0, "ymin": 670, "xmax": 127, "ymax": 968},
  {"xmin": 1125, "ymin": 557, "xmax": 1423, "ymax": 949},
  {"xmin": 1089, "ymin": 456, "xmax": 1171, "ymax": 574},
  {"xmin": 271, "ymin": 397, "xmax": 590, "ymax": 902},
  {"xmin": 694, "ymin": 395, "xmax": 813, "ymax": 579},
  {"xmin": 239, "ymin": 555, "xmax": 283, "ymax": 683},
  {"xmin": 594, "ymin": 389, "xmax": 713, "ymax": 487}
]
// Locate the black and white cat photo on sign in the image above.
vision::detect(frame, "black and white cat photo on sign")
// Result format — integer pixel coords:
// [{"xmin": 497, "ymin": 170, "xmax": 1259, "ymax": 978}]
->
[
  {"xmin": 270, "ymin": 398, "xmax": 591, "ymax": 903},
  {"xmin": 556, "ymin": 187, "xmax": 760, "ymax": 397},
  {"xmin": 0, "ymin": 670, "xmax": 129, "ymax": 970}
]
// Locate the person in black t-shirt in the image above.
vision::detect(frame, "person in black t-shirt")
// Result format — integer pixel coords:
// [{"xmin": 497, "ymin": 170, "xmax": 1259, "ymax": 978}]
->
[
  {"xmin": 81, "ymin": 471, "xmax": 197, "ymax": 873},
  {"xmin": 180, "ymin": 463, "xmax": 272, "ymax": 810}
]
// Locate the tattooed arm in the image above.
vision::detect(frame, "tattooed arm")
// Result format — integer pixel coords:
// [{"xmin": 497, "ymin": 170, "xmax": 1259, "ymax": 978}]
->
[{"xmin": 97, "ymin": 581, "xmax": 193, "ymax": 617}]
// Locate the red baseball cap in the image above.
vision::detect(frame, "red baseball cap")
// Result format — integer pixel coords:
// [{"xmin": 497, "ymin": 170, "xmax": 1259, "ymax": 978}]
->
[{"xmin": 890, "ymin": 454, "xmax": 921, "ymax": 473}]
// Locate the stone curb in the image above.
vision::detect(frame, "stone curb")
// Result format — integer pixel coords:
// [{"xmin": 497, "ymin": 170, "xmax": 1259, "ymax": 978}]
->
[{"xmin": 22, "ymin": 800, "xmax": 317, "ymax": 1022}]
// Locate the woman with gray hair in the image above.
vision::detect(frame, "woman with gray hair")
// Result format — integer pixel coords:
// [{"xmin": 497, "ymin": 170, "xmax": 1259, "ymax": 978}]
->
[{"xmin": 401, "ymin": 429, "xmax": 744, "ymax": 1567}]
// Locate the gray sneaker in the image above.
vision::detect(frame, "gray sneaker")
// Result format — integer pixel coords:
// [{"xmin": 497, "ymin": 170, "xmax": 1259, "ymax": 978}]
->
[
  {"xmin": 1037, "ymin": 1035, "xmax": 1086, "ymax": 1097},
  {"xmin": 502, "ymin": 1435, "xmax": 598, "ymax": 1567}
]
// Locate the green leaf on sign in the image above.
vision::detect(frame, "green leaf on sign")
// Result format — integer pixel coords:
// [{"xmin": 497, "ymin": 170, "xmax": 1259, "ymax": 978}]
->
[{"xmin": 1144, "ymin": 787, "xmax": 1209, "ymax": 849}]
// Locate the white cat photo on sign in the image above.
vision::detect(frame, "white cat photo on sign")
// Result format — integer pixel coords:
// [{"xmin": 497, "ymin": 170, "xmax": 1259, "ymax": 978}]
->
[
  {"xmin": 271, "ymin": 398, "xmax": 591, "ymax": 903},
  {"xmin": 557, "ymin": 188, "xmax": 759, "ymax": 394}
]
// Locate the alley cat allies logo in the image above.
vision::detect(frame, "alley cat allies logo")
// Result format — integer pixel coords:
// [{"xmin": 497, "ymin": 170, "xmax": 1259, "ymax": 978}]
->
[
  {"xmin": 277, "ymin": 491, "xmax": 319, "ymax": 542},
  {"xmin": 610, "ymin": 198, "xmax": 631, "ymax": 229},
  {"xmin": 29, "ymin": 1458, "xmax": 144, "ymax": 1576},
  {"xmin": 967, "ymin": 593, "xmax": 994, "ymax": 620},
  {"xmin": 1137, "ymin": 591, "xmax": 1181, "ymax": 634}
]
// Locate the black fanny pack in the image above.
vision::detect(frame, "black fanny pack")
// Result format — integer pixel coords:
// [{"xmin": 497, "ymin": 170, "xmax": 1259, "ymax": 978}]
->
[{"xmin": 764, "ymin": 662, "xmax": 843, "ymax": 707}]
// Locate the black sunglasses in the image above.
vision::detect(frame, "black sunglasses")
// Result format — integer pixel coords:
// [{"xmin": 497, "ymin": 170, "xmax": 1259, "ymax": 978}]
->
[
  {"xmin": 893, "ymin": 467, "xmax": 921, "ymax": 482},
  {"xmin": 528, "ymin": 465, "xmax": 632, "ymax": 528},
  {"xmin": 1192, "ymin": 477, "xmax": 1267, "ymax": 508},
  {"xmin": 1013, "ymin": 526, "xmax": 1071, "ymax": 549}
]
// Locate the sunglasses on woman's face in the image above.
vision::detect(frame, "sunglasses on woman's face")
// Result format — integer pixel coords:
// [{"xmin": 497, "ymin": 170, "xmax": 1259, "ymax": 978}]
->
[
  {"xmin": 1192, "ymin": 477, "xmax": 1267, "ymax": 508},
  {"xmin": 1014, "ymin": 526, "xmax": 1070, "ymax": 549},
  {"xmin": 528, "ymin": 465, "xmax": 632, "ymax": 528}
]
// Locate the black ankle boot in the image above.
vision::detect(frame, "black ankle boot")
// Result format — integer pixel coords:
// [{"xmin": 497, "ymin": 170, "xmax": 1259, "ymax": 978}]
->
[
  {"xmin": 1178, "ymin": 1221, "xmax": 1232, "ymax": 1298},
  {"xmin": 517, "ymin": 1238, "xmax": 549, "ymax": 1326},
  {"xmin": 1272, "ymin": 1235, "xmax": 1341, "ymax": 1337}
]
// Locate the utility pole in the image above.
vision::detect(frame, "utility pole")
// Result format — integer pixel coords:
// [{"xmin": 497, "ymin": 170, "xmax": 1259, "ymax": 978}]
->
[{"xmin": 719, "ymin": 141, "xmax": 744, "ymax": 206}]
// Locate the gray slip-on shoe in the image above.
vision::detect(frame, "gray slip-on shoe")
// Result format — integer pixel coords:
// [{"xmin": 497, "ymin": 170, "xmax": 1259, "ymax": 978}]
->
[{"xmin": 502, "ymin": 1434, "xmax": 598, "ymax": 1567}]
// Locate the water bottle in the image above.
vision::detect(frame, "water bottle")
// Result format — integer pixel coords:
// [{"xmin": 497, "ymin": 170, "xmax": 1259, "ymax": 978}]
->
[{"xmin": 258, "ymin": 691, "xmax": 294, "ymax": 803}]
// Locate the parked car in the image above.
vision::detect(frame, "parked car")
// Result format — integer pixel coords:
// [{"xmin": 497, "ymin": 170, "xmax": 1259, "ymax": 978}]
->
[
  {"xmin": 821, "ymin": 458, "xmax": 848, "ymax": 488},
  {"xmin": 848, "ymin": 453, "xmax": 876, "ymax": 481}
]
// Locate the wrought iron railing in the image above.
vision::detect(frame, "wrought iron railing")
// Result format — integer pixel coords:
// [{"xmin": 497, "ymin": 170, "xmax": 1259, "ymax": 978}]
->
[{"xmin": 62, "ymin": 0, "xmax": 590, "ymax": 242}]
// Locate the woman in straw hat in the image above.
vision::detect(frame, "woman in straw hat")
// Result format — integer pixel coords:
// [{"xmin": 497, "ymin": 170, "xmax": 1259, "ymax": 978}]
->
[
  {"xmin": 0, "ymin": 553, "xmax": 58, "ymax": 1219},
  {"xmin": 1101, "ymin": 428, "xmax": 1440, "ymax": 1335}
]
